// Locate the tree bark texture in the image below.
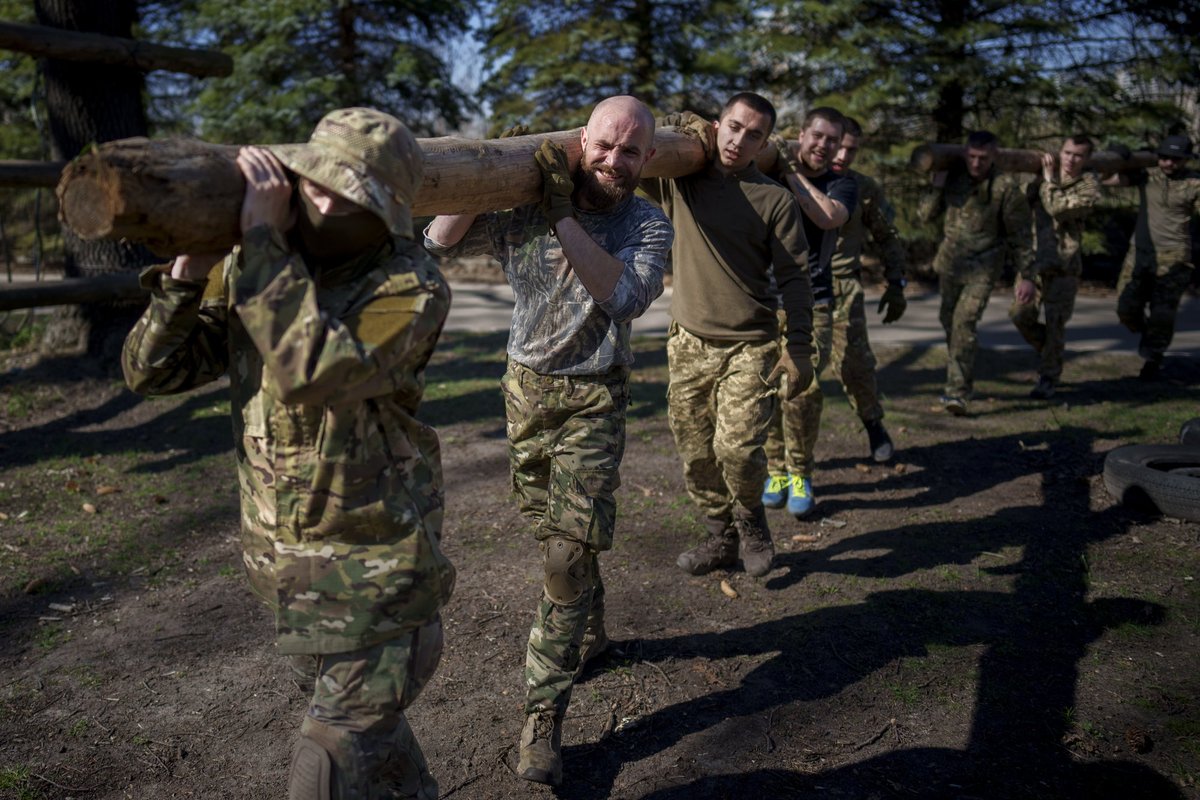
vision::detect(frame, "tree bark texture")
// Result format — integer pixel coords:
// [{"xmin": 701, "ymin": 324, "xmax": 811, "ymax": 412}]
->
[
  {"xmin": 0, "ymin": 20, "xmax": 232, "ymax": 77},
  {"xmin": 57, "ymin": 128, "xmax": 790, "ymax": 256},
  {"xmin": 909, "ymin": 143, "xmax": 1158, "ymax": 174}
]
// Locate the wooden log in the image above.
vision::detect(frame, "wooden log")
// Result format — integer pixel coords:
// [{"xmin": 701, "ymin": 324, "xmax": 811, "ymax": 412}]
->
[
  {"xmin": 909, "ymin": 142, "xmax": 1158, "ymax": 175},
  {"xmin": 0, "ymin": 159, "xmax": 67, "ymax": 188},
  {"xmin": 0, "ymin": 272, "xmax": 146, "ymax": 312},
  {"xmin": 0, "ymin": 21, "xmax": 232, "ymax": 77},
  {"xmin": 57, "ymin": 128, "xmax": 789, "ymax": 256}
]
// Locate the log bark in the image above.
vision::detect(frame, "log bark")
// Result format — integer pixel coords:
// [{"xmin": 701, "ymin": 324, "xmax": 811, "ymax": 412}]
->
[
  {"xmin": 909, "ymin": 142, "xmax": 1158, "ymax": 174},
  {"xmin": 58, "ymin": 129, "xmax": 789, "ymax": 256},
  {"xmin": 0, "ymin": 20, "xmax": 232, "ymax": 77},
  {"xmin": 0, "ymin": 159, "xmax": 66, "ymax": 188}
]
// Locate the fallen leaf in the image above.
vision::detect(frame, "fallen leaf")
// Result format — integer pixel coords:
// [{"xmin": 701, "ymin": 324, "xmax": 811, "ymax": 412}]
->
[
  {"xmin": 898, "ymin": 426, "xmax": 908, "ymax": 434},
  {"xmin": 893, "ymin": 463, "xmax": 908, "ymax": 474},
  {"xmin": 0, "ymin": 512, "xmax": 8, "ymax": 521},
  {"xmin": 84, "ymin": 455, "xmax": 101, "ymax": 464},
  {"xmin": 64, "ymin": 480, "xmax": 81, "ymax": 492},
  {"xmin": 791, "ymin": 533, "xmax": 821, "ymax": 543},
  {"xmin": 820, "ymin": 518, "xmax": 847, "ymax": 528},
  {"xmin": 96, "ymin": 485, "xmax": 121, "ymax": 496},
  {"xmin": 719, "ymin": 579, "xmax": 738, "ymax": 599},
  {"xmin": 23, "ymin": 578, "xmax": 45, "ymax": 594},
  {"xmin": 855, "ymin": 463, "xmax": 871, "ymax": 473},
  {"xmin": 82, "ymin": 503, "xmax": 97, "ymax": 514}
]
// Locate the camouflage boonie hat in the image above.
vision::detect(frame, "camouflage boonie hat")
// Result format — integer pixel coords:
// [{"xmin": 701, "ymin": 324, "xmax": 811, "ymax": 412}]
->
[{"xmin": 270, "ymin": 107, "xmax": 423, "ymax": 238}]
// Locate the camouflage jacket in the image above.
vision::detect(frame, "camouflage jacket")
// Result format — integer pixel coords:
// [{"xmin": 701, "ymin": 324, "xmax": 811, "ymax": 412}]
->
[
  {"xmin": 423, "ymin": 196, "xmax": 672, "ymax": 375},
  {"xmin": 918, "ymin": 167, "xmax": 1033, "ymax": 279},
  {"xmin": 831, "ymin": 170, "xmax": 907, "ymax": 282},
  {"xmin": 1129, "ymin": 167, "xmax": 1200, "ymax": 267},
  {"xmin": 122, "ymin": 226, "xmax": 456, "ymax": 655},
  {"xmin": 1030, "ymin": 172, "xmax": 1101, "ymax": 277}
]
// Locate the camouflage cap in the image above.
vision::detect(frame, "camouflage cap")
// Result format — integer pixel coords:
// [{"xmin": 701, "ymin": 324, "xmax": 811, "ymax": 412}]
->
[{"xmin": 270, "ymin": 108, "xmax": 423, "ymax": 238}]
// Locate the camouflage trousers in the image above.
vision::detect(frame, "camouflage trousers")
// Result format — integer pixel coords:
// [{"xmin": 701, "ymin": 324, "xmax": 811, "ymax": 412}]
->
[
  {"xmin": 1008, "ymin": 270, "xmax": 1079, "ymax": 382},
  {"xmin": 939, "ymin": 266, "xmax": 1000, "ymax": 397},
  {"xmin": 667, "ymin": 321, "xmax": 777, "ymax": 522},
  {"xmin": 1116, "ymin": 252, "xmax": 1194, "ymax": 363},
  {"xmin": 292, "ymin": 618, "xmax": 444, "ymax": 799},
  {"xmin": 500, "ymin": 359, "xmax": 627, "ymax": 717},
  {"xmin": 830, "ymin": 274, "xmax": 884, "ymax": 423},
  {"xmin": 765, "ymin": 304, "xmax": 834, "ymax": 477}
]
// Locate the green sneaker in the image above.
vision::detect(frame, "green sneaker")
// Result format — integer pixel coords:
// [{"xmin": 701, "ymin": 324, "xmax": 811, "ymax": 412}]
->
[{"xmin": 761, "ymin": 474, "xmax": 789, "ymax": 508}]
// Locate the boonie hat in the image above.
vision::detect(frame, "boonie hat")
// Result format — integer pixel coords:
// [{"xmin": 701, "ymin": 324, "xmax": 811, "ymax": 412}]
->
[
  {"xmin": 1156, "ymin": 135, "xmax": 1195, "ymax": 160},
  {"xmin": 270, "ymin": 108, "xmax": 423, "ymax": 238}
]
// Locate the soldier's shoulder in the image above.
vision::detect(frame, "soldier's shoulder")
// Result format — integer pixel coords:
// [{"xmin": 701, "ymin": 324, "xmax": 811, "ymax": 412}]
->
[
  {"xmin": 626, "ymin": 194, "xmax": 671, "ymax": 227},
  {"xmin": 374, "ymin": 241, "xmax": 448, "ymax": 297}
]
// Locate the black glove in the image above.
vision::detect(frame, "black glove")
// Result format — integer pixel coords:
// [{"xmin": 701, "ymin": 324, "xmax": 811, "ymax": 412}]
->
[
  {"xmin": 1107, "ymin": 142, "xmax": 1133, "ymax": 161},
  {"xmin": 877, "ymin": 281, "xmax": 907, "ymax": 324},
  {"xmin": 534, "ymin": 139, "xmax": 575, "ymax": 226}
]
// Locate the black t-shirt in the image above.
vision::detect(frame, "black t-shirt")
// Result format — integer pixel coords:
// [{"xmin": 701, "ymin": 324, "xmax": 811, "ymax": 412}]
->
[{"xmin": 803, "ymin": 170, "xmax": 858, "ymax": 305}]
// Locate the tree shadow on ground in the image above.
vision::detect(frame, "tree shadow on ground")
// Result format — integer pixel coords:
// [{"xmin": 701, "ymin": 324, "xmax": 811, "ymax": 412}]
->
[{"xmin": 555, "ymin": 424, "xmax": 1184, "ymax": 799}]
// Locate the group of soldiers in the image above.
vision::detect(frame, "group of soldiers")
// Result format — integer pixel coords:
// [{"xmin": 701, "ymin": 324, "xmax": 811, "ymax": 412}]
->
[{"xmin": 117, "ymin": 93, "xmax": 1197, "ymax": 798}]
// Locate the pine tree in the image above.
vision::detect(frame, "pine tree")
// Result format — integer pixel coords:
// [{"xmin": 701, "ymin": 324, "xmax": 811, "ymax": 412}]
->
[
  {"xmin": 479, "ymin": 0, "xmax": 758, "ymax": 133},
  {"xmin": 163, "ymin": 0, "xmax": 476, "ymax": 143}
]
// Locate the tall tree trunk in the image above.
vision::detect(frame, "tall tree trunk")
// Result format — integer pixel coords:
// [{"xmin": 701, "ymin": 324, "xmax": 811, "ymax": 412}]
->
[
  {"xmin": 629, "ymin": 0, "xmax": 657, "ymax": 108},
  {"xmin": 932, "ymin": 0, "xmax": 966, "ymax": 143},
  {"xmin": 35, "ymin": 0, "xmax": 155, "ymax": 367}
]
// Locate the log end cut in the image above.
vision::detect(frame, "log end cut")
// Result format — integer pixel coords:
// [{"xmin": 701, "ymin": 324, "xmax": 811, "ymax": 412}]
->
[{"xmin": 57, "ymin": 154, "xmax": 120, "ymax": 240}]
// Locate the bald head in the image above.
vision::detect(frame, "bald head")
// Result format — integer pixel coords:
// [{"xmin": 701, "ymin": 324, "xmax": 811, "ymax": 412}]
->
[
  {"xmin": 587, "ymin": 95, "xmax": 656, "ymax": 152},
  {"xmin": 576, "ymin": 95, "xmax": 657, "ymax": 212}
]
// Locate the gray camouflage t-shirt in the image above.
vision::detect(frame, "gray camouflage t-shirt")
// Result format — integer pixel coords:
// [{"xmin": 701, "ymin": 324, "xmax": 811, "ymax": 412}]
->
[{"xmin": 424, "ymin": 197, "xmax": 672, "ymax": 375}]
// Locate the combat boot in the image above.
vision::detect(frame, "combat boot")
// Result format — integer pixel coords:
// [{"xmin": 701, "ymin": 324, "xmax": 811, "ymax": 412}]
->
[
  {"xmin": 1029, "ymin": 376, "xmax": 1055, "ymax": 399},
  {"xmin": 517, "ymin": 710, "xmax": 562, "ymax": 786},
  {"xmin": 736, "ymin": 506, "xmax": 776, "ymax": 578},
  {"xmin": 676, "ymin": 517, "xmax": 737, "ymax": 575},
  {"xmin": 864, "ymin": 420, "xmax": 894, "ymax": 463}
]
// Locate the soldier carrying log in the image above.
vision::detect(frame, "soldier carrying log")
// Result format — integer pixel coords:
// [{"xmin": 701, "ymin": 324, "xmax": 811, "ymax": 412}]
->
[{"xmin": 121, "ymin": 108, "xmax": 456, "ymax": 800}]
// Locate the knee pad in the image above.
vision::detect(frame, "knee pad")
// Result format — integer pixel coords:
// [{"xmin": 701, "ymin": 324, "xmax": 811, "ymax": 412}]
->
[
  {"xmin": 541, "ymin": 536, "xmax": 592, "ymax": 605},
  {"xmin": 289, "ymin": 733, "xmax": 333, "ymax": 800}
]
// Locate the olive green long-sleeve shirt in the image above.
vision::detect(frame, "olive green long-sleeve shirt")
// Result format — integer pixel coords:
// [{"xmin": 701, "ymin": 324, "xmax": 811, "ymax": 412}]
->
[
  {"xmin": 1129, "ymin": 167, "xmax": 1200, "ymax": 267},
  {"xmin": 641, "ymin": 162, "xmax": 814, "ymax": 363}
]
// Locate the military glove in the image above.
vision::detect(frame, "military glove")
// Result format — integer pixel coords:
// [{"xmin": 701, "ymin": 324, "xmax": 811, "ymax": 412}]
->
[
  {"xmin": 1107, "ymin": 142, "xmax": 1133, "ymax": 161},
  {"xmin": 498, "ymin": 123, "xmax": 529, "ymax": 139},
  {"xmin": 769, "ymin": 133, "xmax": 802, "ymax": 176},
  {"xmin": 767, "ymin": 346, "xmax": 814, "ymax": 401},
  {"xmin": 534, "ymin": 139, "xmax": 575, "ymax": 227},
  {"xmin": 877, "ymin": 282, "xmax": 908, "ymax": 324},
  {"xmin": 662, "ymin": 111, "xmax": 716, "ymax": 161}
]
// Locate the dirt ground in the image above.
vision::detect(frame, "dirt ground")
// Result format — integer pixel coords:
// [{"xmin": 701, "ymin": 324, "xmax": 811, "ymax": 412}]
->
[{"xmin": 1, "ymin": 329, "xmax": 1198, "ymax": 800}]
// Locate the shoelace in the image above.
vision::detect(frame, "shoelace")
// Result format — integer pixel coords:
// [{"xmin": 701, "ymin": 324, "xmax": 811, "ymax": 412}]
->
[
  {"xmin": 790, "ymin": 475, "xmax": 811, "ymax": 498},
  {"xmin": 766, "ymin": 475, "xmax": 789, "ymax": 494}
]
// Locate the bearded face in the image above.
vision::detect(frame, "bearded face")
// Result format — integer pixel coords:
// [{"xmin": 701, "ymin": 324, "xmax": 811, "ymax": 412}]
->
[{"xmin": 573, "ymin": 158, "xmax": 637, "ymax": 211}]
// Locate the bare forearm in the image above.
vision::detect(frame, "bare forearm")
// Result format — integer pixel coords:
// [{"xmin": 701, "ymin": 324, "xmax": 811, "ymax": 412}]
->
[
  {"xmin": 786, "ymin": 173, "xmax": 848, "ymax": 229},
  {"xmin": 426, "ymin": 214, "xmax": 478, "ymax": 247},
  {"xmin": 554, "ymin": 217, "xmax": 624, "ymax": 302}
]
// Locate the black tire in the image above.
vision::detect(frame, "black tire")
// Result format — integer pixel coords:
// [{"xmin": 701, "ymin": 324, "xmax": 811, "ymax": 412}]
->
[
  {"xmin": 1180, "ymin": 418, "xmax": 1200, "ymax": 446},
  {"xmin": 1103, "ymin": 444, "xmax": 1200, "ymax": 522}
]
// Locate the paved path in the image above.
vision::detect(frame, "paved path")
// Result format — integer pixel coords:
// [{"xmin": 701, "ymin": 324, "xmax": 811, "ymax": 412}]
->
[{"xmin": 447, "ymin": 282, "xmax": 1200, "ymax": 357}]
